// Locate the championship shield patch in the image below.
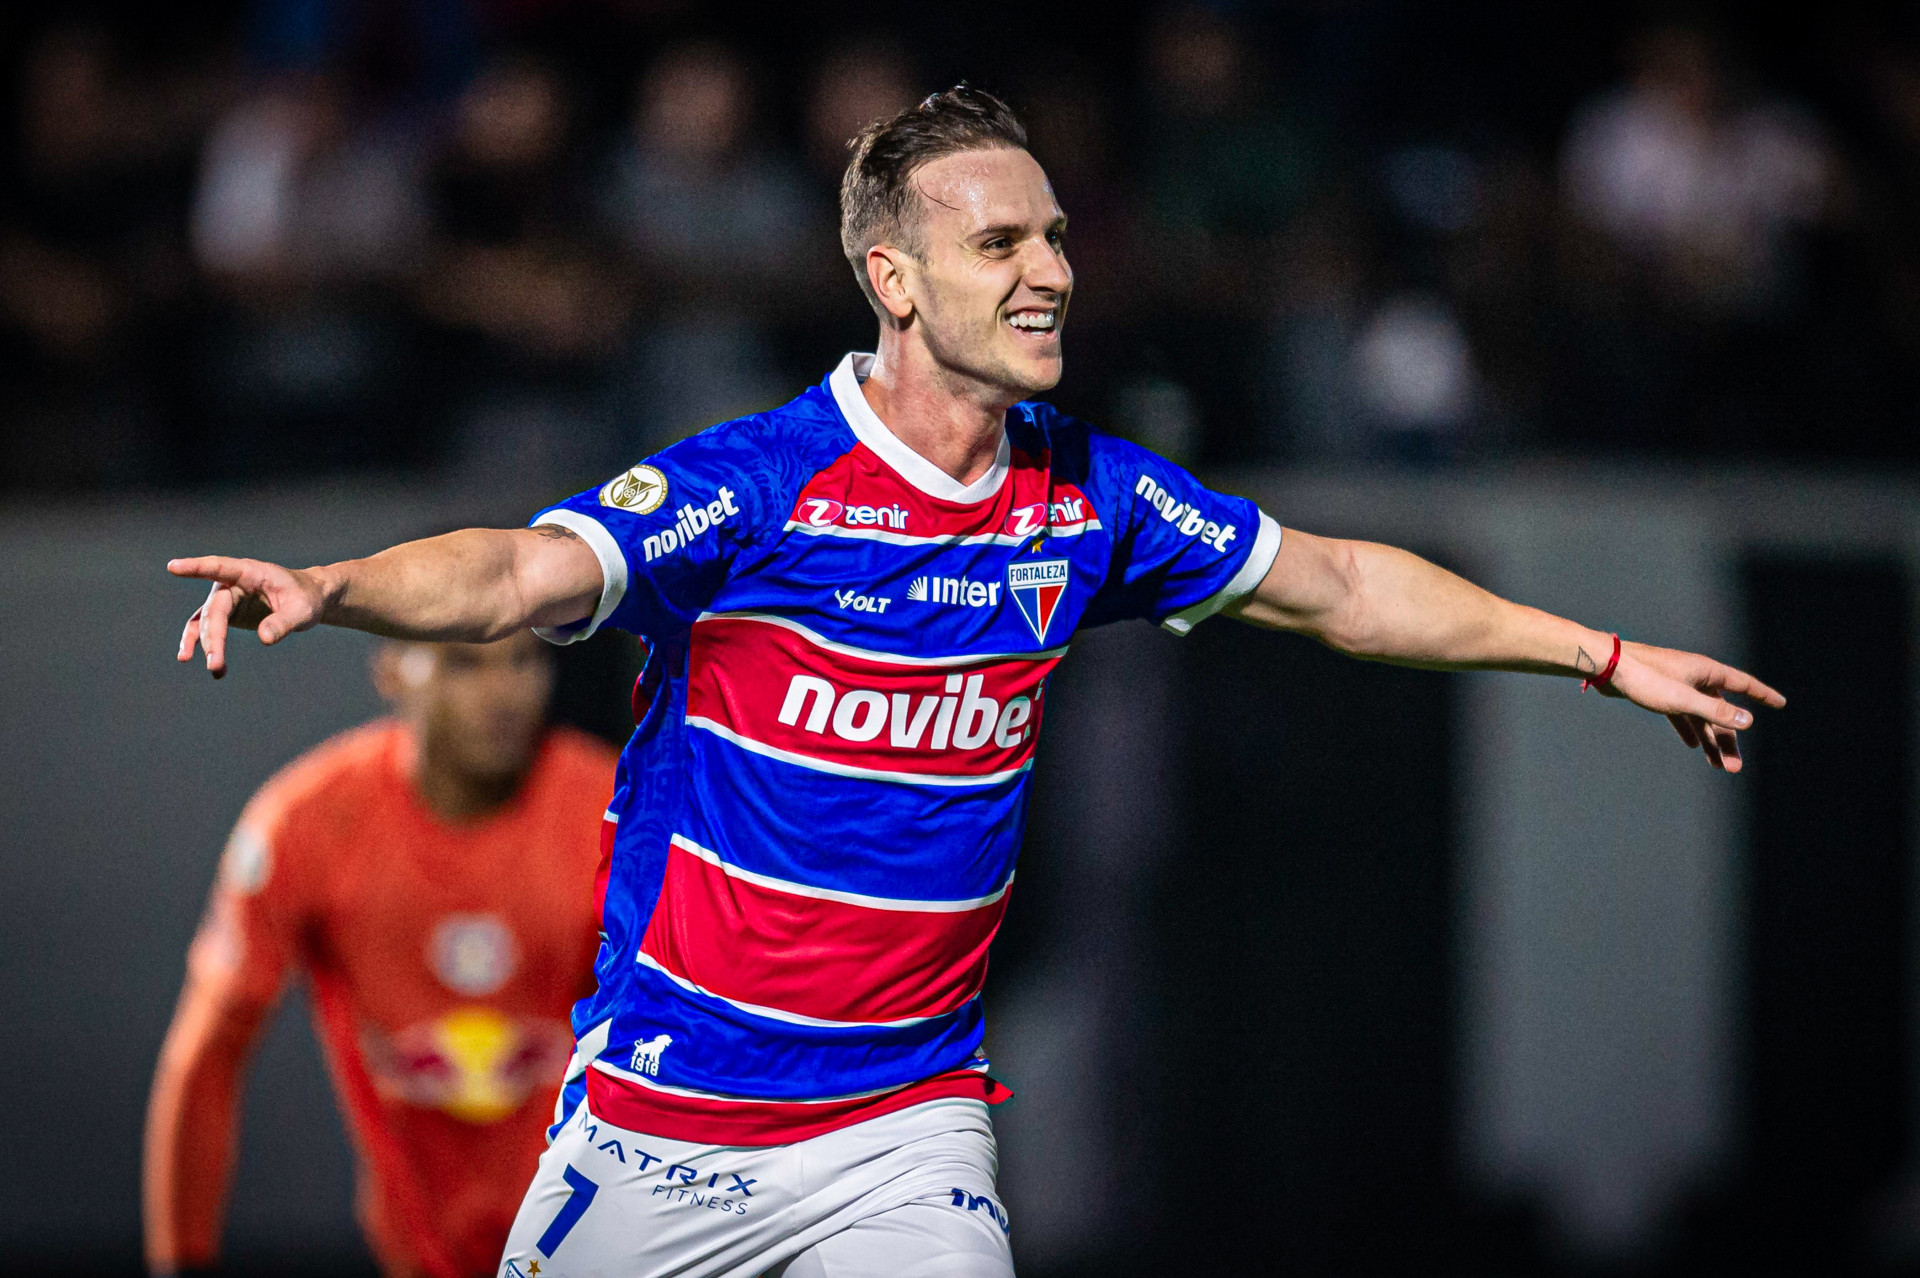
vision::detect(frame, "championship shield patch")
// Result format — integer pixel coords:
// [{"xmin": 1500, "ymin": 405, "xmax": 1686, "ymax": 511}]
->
[{"xmin": 1007, "ymin": 559, "xmax": 1070, "ymax": 644}]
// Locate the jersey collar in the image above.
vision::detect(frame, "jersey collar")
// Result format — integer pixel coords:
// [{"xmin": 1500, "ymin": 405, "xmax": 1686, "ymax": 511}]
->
[{"xmin": 829, "ymin": 352, "xmax": 1011, "ymax": 504}]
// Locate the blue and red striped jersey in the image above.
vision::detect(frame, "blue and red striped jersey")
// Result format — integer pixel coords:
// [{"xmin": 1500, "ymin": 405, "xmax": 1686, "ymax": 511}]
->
[{"xmin": 532, "ymin": 353, "xmax": 1281, "ymax": 1143}]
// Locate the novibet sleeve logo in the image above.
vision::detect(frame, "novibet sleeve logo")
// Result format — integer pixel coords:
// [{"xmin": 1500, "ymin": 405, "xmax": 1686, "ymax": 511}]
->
[
  {"xmin": 1007, "ymin": 559, "xmax": 1070, "ymax": 643},
  {"xmin": 601, "ymin": 464, "xmax": 668, "ymax": 514}
]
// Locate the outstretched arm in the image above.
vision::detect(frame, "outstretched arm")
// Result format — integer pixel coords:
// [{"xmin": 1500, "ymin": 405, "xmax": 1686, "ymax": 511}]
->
[
  {"xmin": 169, "ymin": 525, "xmax": 602, "ymax": 677},
  {"xmin": 1227, "ymin": 528, "xmax": 1785, "ymax": 772}
]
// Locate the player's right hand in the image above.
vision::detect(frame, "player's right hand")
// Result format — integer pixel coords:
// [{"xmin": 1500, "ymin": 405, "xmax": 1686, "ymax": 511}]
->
[{"xmin": 169, "ymin": 556, "xmax": 327, "ymax": 679}]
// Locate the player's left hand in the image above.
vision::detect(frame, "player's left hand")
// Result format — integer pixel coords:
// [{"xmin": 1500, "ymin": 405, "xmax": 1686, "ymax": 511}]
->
[{"xmin": 1600, "ymin": 641, "xmax": 1786, "ymax": 772}]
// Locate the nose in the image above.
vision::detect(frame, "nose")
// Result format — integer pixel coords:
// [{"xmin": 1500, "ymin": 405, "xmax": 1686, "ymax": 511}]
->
[{"xmin": 1020, "ymin": 236, "xmax": 1071, "ymax": 298}]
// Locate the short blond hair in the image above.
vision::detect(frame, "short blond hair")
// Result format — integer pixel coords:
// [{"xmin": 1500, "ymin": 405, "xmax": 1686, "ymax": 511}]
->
[{"xmin": 838, "ymin": 84, "xmax": 1028, "ymax": 312}]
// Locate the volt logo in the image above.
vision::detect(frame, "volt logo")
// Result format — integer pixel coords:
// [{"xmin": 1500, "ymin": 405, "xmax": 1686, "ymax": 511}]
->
[
  {"xmin": 1006, "ymin": 559, "xmax": 1070, "ymax": 644},
  {"xmin": 834, "ymin": 589, "xmax": 891, "ymax": 613}
]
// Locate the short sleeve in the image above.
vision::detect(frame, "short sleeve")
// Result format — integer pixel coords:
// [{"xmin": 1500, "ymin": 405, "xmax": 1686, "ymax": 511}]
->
[
  {"xmin": 1082, "ymin": 434, "xmax": 1282, "ymax": 634},
  {"xmin": 530, "ymin": 419, "xmax": 783, "ymax": 644}
]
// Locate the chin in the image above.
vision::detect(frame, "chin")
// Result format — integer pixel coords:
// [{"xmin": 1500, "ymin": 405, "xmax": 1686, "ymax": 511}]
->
[
  {"xmin": 1020, "ymin": 368, "xmax": 1063, "ymax": 397},
  {"xmin": 459, "ymin": 746, "xmax": 536, "ymax": 783},
  {"xmin": 1002, "ymin": 351, "xmax": 1063, "ymax": 396}
]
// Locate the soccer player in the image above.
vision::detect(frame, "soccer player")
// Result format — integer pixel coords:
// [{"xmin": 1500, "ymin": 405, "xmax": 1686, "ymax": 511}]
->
[
  {"xmin": 164, "ymin": 88, "xmax": 1782, "ymax": 1278},
  {"xmin": 145, "ymin": 631, "xmax": 617, "ymax": 1278}
]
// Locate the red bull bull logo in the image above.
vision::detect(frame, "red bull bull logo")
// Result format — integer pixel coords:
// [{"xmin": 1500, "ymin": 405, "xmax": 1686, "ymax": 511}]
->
[{"xmin": 362, "ymin": 1008, "xmax": 573, "ymax": 1124}]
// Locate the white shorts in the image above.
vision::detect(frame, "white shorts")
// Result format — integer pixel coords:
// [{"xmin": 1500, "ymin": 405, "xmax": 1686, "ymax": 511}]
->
[{"xmin": 498, "ymin": 1098, "xmax": 1014, "ymax": 1278}]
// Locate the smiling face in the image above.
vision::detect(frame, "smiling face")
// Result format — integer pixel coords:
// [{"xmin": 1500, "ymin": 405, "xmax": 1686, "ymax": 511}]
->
[{"xmin": 884, "ymin": 146, "xmax": 1072, "ymax": 400}]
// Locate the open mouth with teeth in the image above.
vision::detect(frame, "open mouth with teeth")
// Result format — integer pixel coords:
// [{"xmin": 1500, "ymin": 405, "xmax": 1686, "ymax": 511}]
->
[{"xmin": 1006, "ymin": 309, "xmax": 1059, "ymax": 336}]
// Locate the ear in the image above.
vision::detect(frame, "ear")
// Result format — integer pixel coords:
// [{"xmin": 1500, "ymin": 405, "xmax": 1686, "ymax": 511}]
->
[
  {"xmin": 370, "ymin": 642, "xmax": 404, "ymax": 707},
  {"xmin": 370, "ymin": 642, "xmax": 434, "ymax": 708},
  {"xmin": 866, "ymin": 244, "xmax": 917, "ymax": 323}
]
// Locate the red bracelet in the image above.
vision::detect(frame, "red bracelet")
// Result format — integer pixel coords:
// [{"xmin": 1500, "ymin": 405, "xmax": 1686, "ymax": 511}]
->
[{"xmin": 1582, "ymin": 633, "xmax": 1621, "ymax": 692}]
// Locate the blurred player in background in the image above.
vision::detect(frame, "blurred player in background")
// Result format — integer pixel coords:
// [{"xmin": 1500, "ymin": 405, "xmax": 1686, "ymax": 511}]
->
[{"xmin": 144, "ymin": 631, "xmax": 617, "ymax": 1278}]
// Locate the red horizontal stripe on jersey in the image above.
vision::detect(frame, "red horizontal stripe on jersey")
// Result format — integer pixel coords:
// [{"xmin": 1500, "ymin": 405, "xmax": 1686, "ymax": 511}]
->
[
  {"xmin": 586, "ymin": 1065, "xmax": 1009, "ymax": 1145},
  {"xmin": 638, "ymin": 841, "xmax": 1009, "ymax": 1024},
  {"xmin": 786, "ymin": 444, "xmax": 1097, "ymax": 540},
  {"xmin": 685, "ymin": 615, "xmax": 1058, "ymax": 781}
]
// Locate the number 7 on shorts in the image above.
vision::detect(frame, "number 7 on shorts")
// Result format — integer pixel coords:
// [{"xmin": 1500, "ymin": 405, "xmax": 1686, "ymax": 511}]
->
[{"xmin": 536, "ymin": 1166, "xmax": 599, "ymax": 1258}]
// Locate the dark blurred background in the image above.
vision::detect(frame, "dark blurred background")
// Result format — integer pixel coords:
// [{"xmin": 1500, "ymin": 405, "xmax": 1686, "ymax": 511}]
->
[
  {"xmin": 9, "ymin": 0, "xmax": 1920, "ymax": 483},
  {"xmin": 3, "ymin": 1, "xmax": 1919, "ymax": 1275}
]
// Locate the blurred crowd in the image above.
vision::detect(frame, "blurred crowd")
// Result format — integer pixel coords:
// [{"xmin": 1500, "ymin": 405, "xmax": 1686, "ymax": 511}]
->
[{"xmin": 5, "ymin": 1, "xmax": 1920, "ymax": 496}]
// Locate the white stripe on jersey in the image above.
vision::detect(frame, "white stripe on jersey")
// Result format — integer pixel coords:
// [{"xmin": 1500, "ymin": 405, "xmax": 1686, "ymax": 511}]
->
[
  {"xmin": 667, "ymin": 834, "xmax": 1012, "ymax": 912},
  {"xmin": 781, "ymin": 520, "xmax": 1100, "ymax": 549},
  {"xmin": 633, "ymin": 951, "xmax": 969, "ymax": 1030},
  {"xmin": 684, "ymin": 715, "xmax": 1035, "ymax": 788},
  {"xmin": 697, "ymin": 610, "xmax": 1069, "ymax": 666},
  {"xmin": 588, "ymin": 1054, "xmax": 989, "ymax": 1104}
]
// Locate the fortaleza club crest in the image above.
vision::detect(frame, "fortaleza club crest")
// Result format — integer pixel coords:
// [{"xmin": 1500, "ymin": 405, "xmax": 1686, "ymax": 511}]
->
[{"xmin": 1006, "ymin": 559, "xmax": 1070, "ymax": 644}]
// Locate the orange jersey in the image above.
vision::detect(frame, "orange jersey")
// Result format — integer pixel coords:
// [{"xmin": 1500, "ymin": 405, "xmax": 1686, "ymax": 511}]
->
[{"xmin": 145, "ymin": 721, "xmax": 617, "ymax": 1278}]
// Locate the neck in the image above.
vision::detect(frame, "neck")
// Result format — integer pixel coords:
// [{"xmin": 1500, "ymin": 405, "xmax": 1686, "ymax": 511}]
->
[
  {"xmin": 860, "ymin": 330, "xmax": 1013, "ymax": 487},
  {"xmin": 409, "ymin": 732, "xmax": 526, "ymax": 822}
]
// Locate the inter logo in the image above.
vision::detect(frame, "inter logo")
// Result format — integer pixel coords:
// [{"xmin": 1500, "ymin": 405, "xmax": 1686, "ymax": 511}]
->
[
  {"xmin": 1006, "ymin": 559, "xmax": 1070, "ymax": 643},
  {"xmin": 908, "ymin": 575, "xmax": 1001, "ymax": 608}
]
